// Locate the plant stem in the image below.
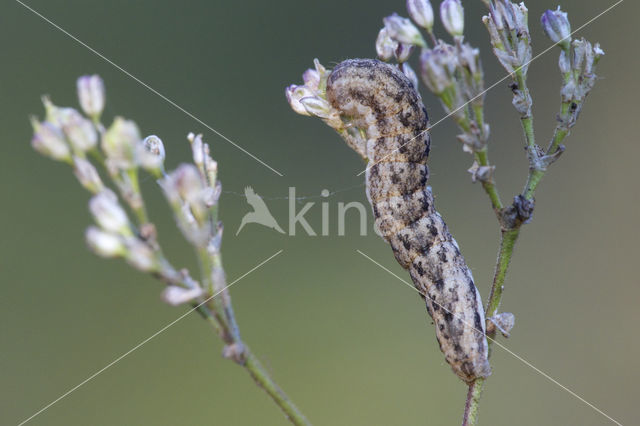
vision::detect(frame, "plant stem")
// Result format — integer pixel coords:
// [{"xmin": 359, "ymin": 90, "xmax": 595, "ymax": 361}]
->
[
  {"xmin": 460, "ymin": 227, "xmax": 520, "ymax": 426},
  {"xmin": 244, "ymin": 351, "xmax": 311, "ymax": 426},
  {"xmin": 474, "ymin": 148, "xmax": 503, "ymax": 212},
  {"xmin": 514, "ymin": 69, "xmax": 536, "ymax": 158},
  {"xmin": 462, "ymin": 378, "xmax": 484, "ymax": 426},
  {"xmin": 201, "ymin": 308, "xmax": 311, "ymax": 426},
  {"xmin": 485, "ymin": 229, "xmax": 520, "ymax": 321},
  {"xmin": 126, "ymin": 168, "xmax": 149, "ymax": 225},
  {"xmin": 462, "ymin": 69, "xmax": 534, "ymax": 426}
]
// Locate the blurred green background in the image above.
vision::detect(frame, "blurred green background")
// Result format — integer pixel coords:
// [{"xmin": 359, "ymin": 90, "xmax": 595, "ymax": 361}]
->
[{"xmin": 1, "ymin": 0, "xmax": 637, "ymax": 425}]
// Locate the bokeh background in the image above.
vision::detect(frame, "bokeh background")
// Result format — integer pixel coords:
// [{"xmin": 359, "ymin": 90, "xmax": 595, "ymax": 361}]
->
[{"xmin": 1, "ymin": 0, "xmax": 637, "ymax": 425}]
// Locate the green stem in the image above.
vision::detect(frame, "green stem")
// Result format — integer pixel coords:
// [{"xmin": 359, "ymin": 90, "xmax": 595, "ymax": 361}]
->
[
  {"xmin": 244, "ymin": 351, "xmax": 311, "ymax": 426},
  {"xmin": 515, "ymin": 70, "xmax": 536, "ymax": 155},
  {"xmin": 474, "ymin": 148, "xmax": 503, "ymax": 212},
  {"xmin": 196, "ymin": 232, "xmax": 309, "ymax": 424},
  {"xmin": 462, "ymin": 378, "xmax": 484, "ymax": 426},
  {"xmin": 462, "ymin": 70, "xmax": 533, "ymax": 426},
  {"xmin": 524, "ymin": 118, "xmax": 570, "ymax": 200},
  {"xmin": 126, "ymin": 168, "xmax": 149, "ymax": 225},
  {"xmin": 485, "ymin": 229, "xmax": 520, "ymax": 321},
  {"xmin": 196, "ymin": 247, "xmax": 232, "ymax": 334},
  {"xmin": 461, "ymin": 228, "xmax": 520, "ymax": 426},
  {"xmin": 201, "ymin": 307, "xmax": 310, "ymax": 426},
  {"xmin": 546, "ymin": 99, "xmax": 571, "ymax": 158}
]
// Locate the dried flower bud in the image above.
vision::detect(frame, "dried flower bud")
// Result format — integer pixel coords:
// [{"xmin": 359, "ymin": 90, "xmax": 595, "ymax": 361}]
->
[
  {"xmin": 376, "ymin": 27, "xmax": 399, "ymax": 61},
  {"xmin": 89, "ymin": 189, "xmax": 131, "ymax": 234},
  {"xmin": 102, "ymin": 117, "xmax": 141, "ymax": 169},
  {"xmin": 30, "ymin": 118, "xmax": 71, "ymax": 162},
  {"xmin": 407, "ymin": 0, "xmax": 434, "ymax": 31},
  {"xmin": 222, "ymin": 342, "xmax": 247, "ymax": 363},
  {"xmin": 383, "ymin": 13, "xmax": 426, "ymax": 47},
  {"xmin": 541, "ymin": 7, "xmax": 571, "ymax": 50},
  {"xmin": 77, "ymin": 75, "xmax": 105, "ymax": 119},
  {"xmin": 85, "ymin": 226, "xmax": 125, "ymax": 258},
  {"xmin": 285, "ymin": 85, "xmax": 315, "ymax": 116},
  {"xmin": 161, "ymin": 285, "xmax": 204, "ymax": 306},
  {"xmin": 556, "ymin": 38, "xmax": 604, "ymax": 129},
  {"xmin": 487, "ymin": 312, "xmax": 515, "ymax": 338},
  {"xmin": 138, "ymin": 135, "xmax": 166, "ymax": 175},
  {"xmin": 440, "ymin": 0, "xmax": 465, "ymax": 37},
  {"xmin": 73, "ymin": 156, "xmax": 104, "ymax": 193},
  {"xmin": 467, "ymin": 160, "xmax": 495, "ymax": 183},
  {"xmin": 483, "ymin": 1, "xmax": 531, "ymax": 75}
]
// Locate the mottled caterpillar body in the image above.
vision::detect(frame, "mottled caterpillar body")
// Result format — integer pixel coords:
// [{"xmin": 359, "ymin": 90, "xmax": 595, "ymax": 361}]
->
[{"xmin": 326, "ymin": 59, "xmax": 491, "ymax": 382}]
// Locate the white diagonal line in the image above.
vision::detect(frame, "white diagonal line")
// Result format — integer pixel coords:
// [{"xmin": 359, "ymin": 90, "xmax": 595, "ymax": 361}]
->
[
  {"xmin": 356, "ymin": 250, "xmax": 623, "ymax": 426},
  {"xmin": 356, "ymin": 0, "xmax": 624, "ymax": 177},
  {"xmin": 17, "ymin": 249, "xmax": 284, "ymax": 426},
  {"xmin": 15, "ymin": 0, "xmax": 284, "ymax": 177}
]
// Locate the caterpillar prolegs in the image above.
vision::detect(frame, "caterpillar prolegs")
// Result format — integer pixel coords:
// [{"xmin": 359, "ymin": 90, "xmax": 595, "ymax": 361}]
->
[{"xmin": 326, "ymin": 59, "xmax": 491, "ymax": 382}]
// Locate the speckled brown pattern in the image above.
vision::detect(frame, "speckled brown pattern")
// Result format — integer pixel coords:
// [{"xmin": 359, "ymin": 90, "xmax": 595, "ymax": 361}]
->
[{"xmin": 326, "ymin": 59, "xmax": 491, "ymax": 382}]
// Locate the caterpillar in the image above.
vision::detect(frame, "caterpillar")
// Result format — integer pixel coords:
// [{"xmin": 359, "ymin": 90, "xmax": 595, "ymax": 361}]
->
[{"xmin": 326, "ymin": 59, "xmax": 491, "ymax": 383}]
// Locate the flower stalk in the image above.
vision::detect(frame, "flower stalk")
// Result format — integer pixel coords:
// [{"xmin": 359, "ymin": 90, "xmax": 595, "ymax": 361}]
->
[
  {"xmin": 460, "ymin": 4, "xmax": 604, "ymax": 425},
  {"xmin": 29, "ymin": 76, "xmax": 311, "ymax": 425}
]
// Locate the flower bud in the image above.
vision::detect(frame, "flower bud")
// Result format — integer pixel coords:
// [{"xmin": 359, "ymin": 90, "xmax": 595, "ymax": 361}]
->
[
  {"xmin": 188, "ymin": 132, "xmax": 205, "ymax": 168},
  {"xmin": 102, "ymin": 117, "xmax": 140, "ymax": 169},
  {"xmin": 440, "ymin": 0, "xmax": 465, "ymax": 37},
  {"xmin": 89, "ymin": 189, "xmax": 131, "ymax": 234},
  {"xmin": 85, "ymin": 226, "xmax": 126, "ymax": 258},
  {"xmin": 162, "ymin": 164, "xmax": 207, "ymax": 220},
  {"xmin": 285, "ymin": 85, "xmax": 315, "ymax": 116},
  {"xmin": 383, "ymin": 13, "xmax": 426, "ymax": 47},
  {"xmin": 161, "ymin": 285, "xmax": 204, "ymax": 306},
  {"xmin": 42, "ymin": 97, "xmax": 76, "ymax": 127},
  {"xmin": 376, "ymin": 27, "xmax": 398, "ymax": 61},
  {"xmin": 138, "ymin": 135, "xmax": 166, "ymax": 175},
  {"xmin": 40, "ymin": 98, "xmax": 97, "ymax": 153},
  {"xmin": 394, "ymin": 43, "xmax": 413, "ymax": 63},
  {"xmin": 77, "ymin": 75, "xmax": 105, "ymax": 119},
  {"xmin": 204, "ymin": 153, "xmax": 218, "ymax": 188},
  {"xmin": 30, "ymin": 118, "xmax": 71, "ymax": 162},
  {"xmin": 302, "ymin": 69, "xmax": 320, "ymax": 92},
  {"xmin": 303, "ymin": 59, "xmax": 328, "ymax": 92},
  {"xmin": 73, "ymin": 156, "xmax": 104, "ymax": 193},
  {"xmin": 407, "ymin": 0, "xmax": 434, "ymax": 31},
  {"xmin": 124, "ymin": 238, "xmax": 156, "ymax": 272},
  {"xmin": 541, "ymin": 7, "xmax": 571, "ymax": 50},
  {"xmin": 62, "ymin": 109, "xmax": 98, "ymax": 153},
  {"xmin": 419, "ymin": 44, "xmax": 458, "ymax": 95},
  {"xmin": 401, "ymin": 63, "xmax": 419, "ymax": 89},
  {"xmin": 299, "ymin": 96, "xmax": 333, "ymax": 119}
]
